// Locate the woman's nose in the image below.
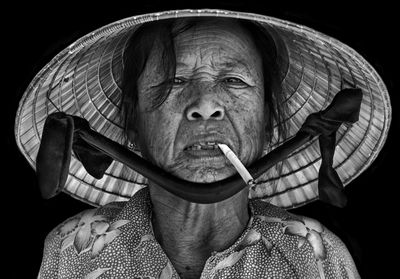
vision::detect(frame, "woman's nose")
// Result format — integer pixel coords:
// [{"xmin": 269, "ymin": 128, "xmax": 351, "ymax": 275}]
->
[{"xmin": 185, "ymin": 95, "xmax": 225, "ymax": 121}]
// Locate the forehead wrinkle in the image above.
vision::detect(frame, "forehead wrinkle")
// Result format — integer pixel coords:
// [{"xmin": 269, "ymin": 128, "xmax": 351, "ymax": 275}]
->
[
  {"xmin": 173, "ymin": 22, "xmax": 262, "ymax": 80},
  {"xmin": 175, "ymin": 27, "xmax": 255, "ymax": 58},
  {"xmin": 211, "ymin": 58, "xmax": 255, "ymax": 76},
  {"xmin": 176, "ymin": 50, "xmax": 256, "ymax": 77},
  {"xmin": 176, "ymin": 37, "xmax": 251, "ymax": 60}
]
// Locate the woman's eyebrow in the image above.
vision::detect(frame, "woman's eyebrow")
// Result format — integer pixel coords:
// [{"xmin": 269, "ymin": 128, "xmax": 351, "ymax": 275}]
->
[
  {"xmin": 175, "ymin": 59, "xmax": 255, "ymax": 76},
  {"xmin": 214, "ymin": 60, "xmax": 255, "ymax": 77}
]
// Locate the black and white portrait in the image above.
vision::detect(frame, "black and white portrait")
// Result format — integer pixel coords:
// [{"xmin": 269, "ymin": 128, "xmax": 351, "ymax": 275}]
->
[{"xmin": 6, "ymin": 2, "xmax": 397, "ymax": 278}]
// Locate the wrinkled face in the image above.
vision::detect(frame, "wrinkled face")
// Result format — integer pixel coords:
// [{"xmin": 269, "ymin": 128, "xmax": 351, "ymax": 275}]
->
[{"xmin": 134, "ymin": 20, "xmax": 266, "ymax": 183}]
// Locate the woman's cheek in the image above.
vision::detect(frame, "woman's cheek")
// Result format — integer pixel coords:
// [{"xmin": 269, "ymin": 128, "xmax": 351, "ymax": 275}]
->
[
  {"xmin": 236, "ymin": 94, "xmax": 265, "ymax": 163},
  {"xmin": 145, "ymin": 109, "xmax": 180, "ymax": 167}
]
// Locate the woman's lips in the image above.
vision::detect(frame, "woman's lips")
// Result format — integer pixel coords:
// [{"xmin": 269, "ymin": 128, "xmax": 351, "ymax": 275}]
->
[
  {"xmin": 184, "ymin": 141, "xmax": 220, "ymax": 151},
  {"xmin": 183, "ymin": 141, "xmax": 237, "ymax": 159},
  {"xmin": 180, "ymin": 132, "xmax": 237, "ymax": 160}
]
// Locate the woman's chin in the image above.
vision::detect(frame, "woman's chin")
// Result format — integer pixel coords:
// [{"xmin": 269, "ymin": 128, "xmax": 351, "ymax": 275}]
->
[{"xmin": 174, "ymin": 166, "xmax": 237, "ymax": 184}]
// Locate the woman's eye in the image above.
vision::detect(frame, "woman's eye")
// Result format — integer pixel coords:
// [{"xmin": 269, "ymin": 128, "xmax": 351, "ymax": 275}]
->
[
  {"xmin": 224, "ymin": 77, "xmax": 244, "ymax": 83},
  {"xmin": 223, "ymin": 77, "xmax": 247, "ymax": 86},
  {"xmin": 172, "ymin": 77, "xmax": 185, "ymax": 85}
]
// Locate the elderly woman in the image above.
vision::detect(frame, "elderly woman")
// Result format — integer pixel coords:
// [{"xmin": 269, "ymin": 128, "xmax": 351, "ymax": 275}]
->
[{"xmin": 15, "ymin": 9, "xmax": 391, "ymax": 279}]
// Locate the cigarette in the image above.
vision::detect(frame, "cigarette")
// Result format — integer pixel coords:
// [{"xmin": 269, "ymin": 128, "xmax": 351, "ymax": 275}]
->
[{"xmin": 218, "ymin": 143, "xmax": 255, "ymax": 186}]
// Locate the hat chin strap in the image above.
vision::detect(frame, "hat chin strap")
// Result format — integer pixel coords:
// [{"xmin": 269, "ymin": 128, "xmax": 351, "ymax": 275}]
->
[{"xmin": 36, "ymin": 89, "xmax": 362, "ymax": 207}]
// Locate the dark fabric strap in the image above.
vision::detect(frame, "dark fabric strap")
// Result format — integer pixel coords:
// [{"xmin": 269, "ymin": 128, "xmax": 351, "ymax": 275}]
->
[
  {"xmin": 71, "ymin": 116, "xmax": 113, "ymax": 179},
  {"xmin": 36, "ymin": 88, "xmax": 362, "ymax": 206},
  {"xmin": 36, "ymin": 113, "xmax": 74, "ymax": 198},
  {"xmin": 36, "ymin": 114, "xmax": 113, "ymax": 199},
  {"xmin": 298, "ymin": 88, "xmax": 363, "ymax": 207}
]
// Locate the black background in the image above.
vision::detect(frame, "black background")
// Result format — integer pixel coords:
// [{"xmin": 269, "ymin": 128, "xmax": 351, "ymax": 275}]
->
[{"xmin": 6, "ymin": 1, "xmax": 398, "ymax": 278}]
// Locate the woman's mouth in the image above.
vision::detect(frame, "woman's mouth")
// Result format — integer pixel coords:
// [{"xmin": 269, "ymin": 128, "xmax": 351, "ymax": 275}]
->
[
  {"xmin": 184, "ymin": 141, "xmax": 220, "ymax": 151},
  {"xmin": 183, "ymin": 141, "xmax": 227, "ymax": 158}
]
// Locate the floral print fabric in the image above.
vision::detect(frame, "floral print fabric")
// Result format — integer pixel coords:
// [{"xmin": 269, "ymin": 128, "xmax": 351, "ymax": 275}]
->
[{"xmin": 38, "ymin": 188, "xmax": 360, "ymax": 278}]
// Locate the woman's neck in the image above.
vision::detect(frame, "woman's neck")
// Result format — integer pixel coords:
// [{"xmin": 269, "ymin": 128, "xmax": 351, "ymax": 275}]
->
[{"xmin": 149, "ymin": 183, "xmax": 250, "ymax": 278}]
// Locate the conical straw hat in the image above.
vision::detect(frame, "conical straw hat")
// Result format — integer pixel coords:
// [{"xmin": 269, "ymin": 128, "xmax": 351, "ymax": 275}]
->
[{"xmin": 15, "ymin": 9, "xmax": 391, "ymax": 209}]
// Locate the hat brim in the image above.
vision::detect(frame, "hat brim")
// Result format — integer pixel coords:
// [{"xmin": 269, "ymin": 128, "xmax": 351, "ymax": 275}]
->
[{"xmin": 15, "ymin": 9, "xmax": 391, "ymax": 209}]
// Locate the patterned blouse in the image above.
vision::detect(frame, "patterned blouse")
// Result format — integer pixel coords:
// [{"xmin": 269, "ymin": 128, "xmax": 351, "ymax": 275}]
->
[{"xmin": 38, "ymin": 188, "xmax": 360, "ymax": 278}]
